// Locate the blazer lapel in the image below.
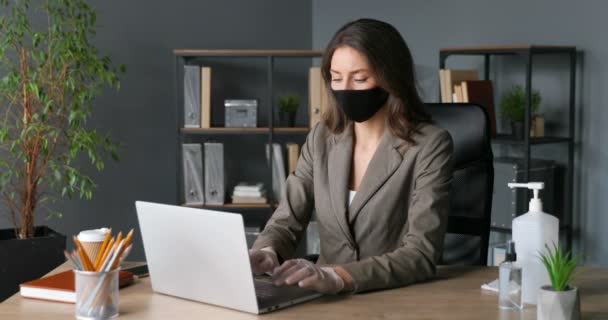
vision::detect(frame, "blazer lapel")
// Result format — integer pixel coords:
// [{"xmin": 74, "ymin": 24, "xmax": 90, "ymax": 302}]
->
[
  {"xmin": 327, "ymin": 124, "xmax": 356, "ymax": 246},
  {"xmin": 348, "ymin": 130, "xmax": 406, "ymax": 225}
]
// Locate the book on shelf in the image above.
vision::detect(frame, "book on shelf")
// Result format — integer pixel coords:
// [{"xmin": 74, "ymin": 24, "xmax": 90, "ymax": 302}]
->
[
  {"xmin": 234, "ymin": 182, "xmax": 264, "ymax": 193},
  {"xmin": 232, "ymin": 189, "xmax": 266, "ymax": 198},
  {"xmin": 201, "ymin": 67, "xmax": 212, "ymax": 129},
  {"xmin": 454, "ymin": 84, "xmax": 463, "ymax": 103},
  {"xmin": 439, "ymin": 69, "xmax": 478, "ymax": 102},
  {"xmin": 19, "ymin": 270, "xmax": 134, "ymax": 304},
  {"xmin": 461, "ymin": 80, "xmax": 497, "ymax": 137},
  {"xmin": 231, "ymin": 196, "xmax": 268, "ymax": 204}
]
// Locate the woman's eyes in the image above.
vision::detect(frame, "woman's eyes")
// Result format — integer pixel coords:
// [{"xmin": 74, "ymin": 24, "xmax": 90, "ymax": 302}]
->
[{"xmin": 331, "ymin": 78, "xmax": 368, "ymax": 83}]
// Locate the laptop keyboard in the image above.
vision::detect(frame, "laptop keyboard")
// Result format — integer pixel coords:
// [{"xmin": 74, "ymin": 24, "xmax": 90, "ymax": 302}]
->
[{"xmin": 254, "ymin": 278, "xmax": 277, "ymax": 298}]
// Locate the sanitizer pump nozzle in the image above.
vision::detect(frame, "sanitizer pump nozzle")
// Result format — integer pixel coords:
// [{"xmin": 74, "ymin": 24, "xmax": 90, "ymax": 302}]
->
[{"xmin": 507, "ymin": 182, "xmax": 544, "ymax": 213}]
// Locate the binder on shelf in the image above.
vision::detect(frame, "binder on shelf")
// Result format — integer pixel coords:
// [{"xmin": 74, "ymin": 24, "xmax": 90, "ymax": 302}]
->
[
  {"xmin": 184, "ymin": 65, "xmax": 201, "ymax": 128},
  {"xmin": 266, "ymin": 143, "xmax": 286, "ymax": 202},
  {"xmin": 204, "ymin": 142, "xmax": 225, "ymax": 205},
  {"xmin": 201, "ymin": 67, "xmax": 212, "ymax": 129},
  {"xmin": 461, "ymin": 80, "xmax": 497, "ymax": 137},
  {"xmin": 309, "ymin": 67, "xmax": 329, "ymax": 128},
  {"xmin": 182, "ymin": 144, "xmax": 205, "ymax": 205},
  {"xmin": 286, "ymin": 143, "xmax": 300, "ymax": 175}
]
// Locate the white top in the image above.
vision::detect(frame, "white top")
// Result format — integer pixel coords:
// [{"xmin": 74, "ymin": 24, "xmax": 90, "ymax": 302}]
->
[{"xmin": 349, "ymin": 190, "xmax": 357, "ymax": 205}]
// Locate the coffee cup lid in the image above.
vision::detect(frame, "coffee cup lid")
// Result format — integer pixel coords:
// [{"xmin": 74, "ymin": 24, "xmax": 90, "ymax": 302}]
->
[{"xmin": 77, "ymin": 228, "xmax": 110, "ymax": 242}]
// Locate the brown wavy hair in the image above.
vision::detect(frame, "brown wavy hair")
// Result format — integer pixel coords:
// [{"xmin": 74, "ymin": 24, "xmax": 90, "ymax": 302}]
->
[{"xmin": 321, "ymin": 18, "xmax": 431, "ymax": 144}]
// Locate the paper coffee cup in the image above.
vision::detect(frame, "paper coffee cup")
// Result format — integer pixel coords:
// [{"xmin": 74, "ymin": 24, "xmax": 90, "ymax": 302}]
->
[{"xmin": 77, "ymin": 228, "xmax": 110, "ymax": 262}]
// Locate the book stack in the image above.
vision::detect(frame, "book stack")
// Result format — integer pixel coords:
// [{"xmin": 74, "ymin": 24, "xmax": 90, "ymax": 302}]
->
[
  {"xmin": 231, "ymin": 183, "xmax": 267, "ymax": 204},
  {"xmin": 439, "ymin": 69, "xmax": 497, "ymax": 137}
]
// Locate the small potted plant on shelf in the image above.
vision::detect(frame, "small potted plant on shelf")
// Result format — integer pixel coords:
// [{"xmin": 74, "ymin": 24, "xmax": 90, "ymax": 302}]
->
[
  {"xmin": 499, "ymin": 85, "xmax": 542, "ymax": 139},
  {"xmin": 538, "ymin": 243, "xmax": 580, "ymax": 320},
  {"xmin": 278, "ymin": 95, "xmax": 300, "ymax": 127},
  {"xmin": 0, "ymin": 0, "xmax": 123, "ymax": 301}
]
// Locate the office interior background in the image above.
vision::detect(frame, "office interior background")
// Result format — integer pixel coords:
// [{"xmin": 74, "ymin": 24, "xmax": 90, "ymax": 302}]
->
[{"xmin": 0, "ymin": 0, "xmax": 606, "ymax": 267}]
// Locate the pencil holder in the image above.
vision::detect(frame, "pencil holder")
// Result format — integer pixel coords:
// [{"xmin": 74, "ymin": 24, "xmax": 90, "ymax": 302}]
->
[{"xmin": 74, "ymin": 268, "xmax": 120, "ymax": 320}]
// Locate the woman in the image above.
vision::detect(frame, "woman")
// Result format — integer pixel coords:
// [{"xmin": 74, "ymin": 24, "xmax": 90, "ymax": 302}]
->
[{"xmin": 249, "ymin": 18, "xmax": 454, "ymax": 294}]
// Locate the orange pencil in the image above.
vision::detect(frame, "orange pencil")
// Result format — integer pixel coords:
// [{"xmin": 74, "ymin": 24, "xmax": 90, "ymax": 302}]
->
[
  {"xmin": 111, "ymin": 229, "xmax": 134, "ymax": 269},
  {"xmin": 95, "ymin": 237, "xmax": 115, "ymax": 271},
  {"xmin": 94, "ymin": 229, "xmax": 112, "ymax": 268},
  {"xmin": 73, "ymin": 236, "xmax": 94, "ymax": 271},
  {"xmin": 113, "ymin": 232, "xmax": 123, "ymax": 252}
]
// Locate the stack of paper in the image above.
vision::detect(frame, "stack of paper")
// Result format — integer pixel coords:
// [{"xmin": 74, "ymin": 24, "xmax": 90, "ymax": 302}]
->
[{"xmin": 231, "ymin": 183, "xmax": 267, "ymax": 204}]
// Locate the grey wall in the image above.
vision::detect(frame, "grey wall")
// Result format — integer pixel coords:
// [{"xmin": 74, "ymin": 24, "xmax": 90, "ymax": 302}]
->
[
  {"xmin": 0, "ymin": 0, "xmax": 312, "ymax": 261},
  {"xmin": 312, "ymin": 0, "xmax": 608, "ymax": 266},
  {"xmin": 4, "ymin": 0, "xmax": 606, "ymax": 266}
]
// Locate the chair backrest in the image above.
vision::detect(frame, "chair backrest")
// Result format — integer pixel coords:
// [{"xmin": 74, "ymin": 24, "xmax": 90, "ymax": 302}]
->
[{"xmin": 425, "ymin": 103, "xmax": 494, "ymax": 266}]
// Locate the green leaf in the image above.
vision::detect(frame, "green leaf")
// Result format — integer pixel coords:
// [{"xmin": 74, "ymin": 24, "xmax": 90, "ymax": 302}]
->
[
  {"xmin": 0, "ymin": 127, "xmax": 7, "ymax": 142},
  {"xmin": 538, "ymin": 243, "xmax": 578, "ymax": 291}
]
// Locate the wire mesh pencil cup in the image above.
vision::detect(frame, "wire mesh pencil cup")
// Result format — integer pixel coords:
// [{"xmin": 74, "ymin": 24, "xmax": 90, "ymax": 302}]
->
[{"xmin": 74, "ymin": 268, "xmax": 120, "ymax": 320}]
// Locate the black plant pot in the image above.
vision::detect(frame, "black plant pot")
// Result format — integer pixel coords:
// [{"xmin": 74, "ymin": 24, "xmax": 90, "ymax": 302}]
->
[
  {"xmin": 279, "ymin": 111, "xmax": 297, "ymax": 127},
  {"xmin": 511, "ymin": 121, "xmax": 525, "ymax": 140},
  {"xmin": 0, "ymin": 226, "xmax": 66, "ymax": 302}
]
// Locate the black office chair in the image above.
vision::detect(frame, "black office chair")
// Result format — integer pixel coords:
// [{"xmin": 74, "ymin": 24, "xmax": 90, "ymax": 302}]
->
[{"xmin": 426, "ymin": 103, "xmax": 494, "ymax": 266}]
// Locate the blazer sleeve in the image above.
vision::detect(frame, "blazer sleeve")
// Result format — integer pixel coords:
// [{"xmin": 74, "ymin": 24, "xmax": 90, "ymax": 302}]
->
[
  {"xmin": 340, "ymin": 129, "xmax": 454, "ymax": 293},
  {"xmin": 251, "ymin": 124, "xmax": 318, "ymax": 261}
]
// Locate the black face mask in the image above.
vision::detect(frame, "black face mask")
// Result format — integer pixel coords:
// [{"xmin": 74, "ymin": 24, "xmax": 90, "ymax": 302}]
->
[{"xmin": 331, "ymin": 87, "xmax": 389, "ymax": 123}]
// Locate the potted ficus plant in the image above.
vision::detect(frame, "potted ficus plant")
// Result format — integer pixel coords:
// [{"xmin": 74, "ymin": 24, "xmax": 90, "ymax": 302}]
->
[
  {"xmin": 278, "ymin": 94, "xmax": 300, "ymax": 127},
  {"xmin": 0, "ymin": 0, "xmax": 123, "ymax": 301},
  {"xmin": 538, "ymin": 243, "xmax": 580, "ymax": 320},
  {"xmin": 499, "ymin": 85, "xmax": 541, "ymax": 139}
]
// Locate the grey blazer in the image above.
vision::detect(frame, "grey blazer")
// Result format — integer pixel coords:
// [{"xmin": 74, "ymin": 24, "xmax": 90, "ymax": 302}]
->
[{"xmin": 252, "ymin": 121, "xmax": 454, "ymax": 293}]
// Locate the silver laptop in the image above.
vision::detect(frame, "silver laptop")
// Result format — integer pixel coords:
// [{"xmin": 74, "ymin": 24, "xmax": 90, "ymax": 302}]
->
[{"xmin": 135, "ymin": 201, "xmax": 322, "ymax": 314}]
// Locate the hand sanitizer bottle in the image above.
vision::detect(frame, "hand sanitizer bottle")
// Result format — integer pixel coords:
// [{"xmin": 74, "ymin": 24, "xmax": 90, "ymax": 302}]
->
[
  {"xmin": 499, "ymin": 240, "xmax": 522, "ymax": 310},
  {"xmin": 509, "ymin": 182, "xmax": 559, "ymax": 305}
]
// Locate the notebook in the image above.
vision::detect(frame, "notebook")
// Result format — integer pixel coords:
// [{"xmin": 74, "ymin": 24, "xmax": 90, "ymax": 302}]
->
[
  {"xmin": 19, "ymin": 270, "xmax": 134, "ymax": 303},
  {"xmin": 461, "ymin": 80, "xmax": 497, "ymax": 137}
]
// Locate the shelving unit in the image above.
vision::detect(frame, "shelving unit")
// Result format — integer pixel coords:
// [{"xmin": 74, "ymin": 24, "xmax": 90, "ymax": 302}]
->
[
  {"xmin": 439, "ymin": 45, "xmax": 577, "ymax": 249},
  {"xmin": 180, "ymin": 127, "xmax": 310, "ymax": 135},
  {"xmin": 174, "ymin": 49, "xmax": 321, "ymax": 216}
]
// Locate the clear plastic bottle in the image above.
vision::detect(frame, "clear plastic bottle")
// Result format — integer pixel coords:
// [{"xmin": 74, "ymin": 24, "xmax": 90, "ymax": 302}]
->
[
  {"xmin": 509, "ymin": 182, "xmax": 559, "ymax": 305},
  {"xmin": 499, "ymin": 240, "xmax": 522, "ymax": 310}
]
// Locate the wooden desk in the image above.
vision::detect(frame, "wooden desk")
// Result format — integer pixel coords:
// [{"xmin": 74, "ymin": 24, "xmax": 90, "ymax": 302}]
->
[{"xmin": 1, "ymin": 263, "xmax": 607, "ymax": 319}]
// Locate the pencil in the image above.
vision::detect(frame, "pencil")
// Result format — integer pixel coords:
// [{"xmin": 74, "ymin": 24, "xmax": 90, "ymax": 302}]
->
[
  {"xmin": 95, "ymin": 237, "xmax": 115, "ymax": 272},
  {"xmin": 64, "ymin": 250, "xmax": 81, "ymax": 271},
  {"xmin": 111, "ymin": 229, "xmax": 134, "ymax": 270},
  {"xmin": 94, "ymin": 229, "xmax": 112, "ymax": 268},
  {"xmin": 73, "ymin": 236, "xmax": 94, "ymax": 271}
]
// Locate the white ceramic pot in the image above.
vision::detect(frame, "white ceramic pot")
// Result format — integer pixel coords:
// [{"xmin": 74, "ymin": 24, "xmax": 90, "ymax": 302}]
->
[{"xmin": 537, "ymin": 285, "xmax": 580, "ymax": 320}]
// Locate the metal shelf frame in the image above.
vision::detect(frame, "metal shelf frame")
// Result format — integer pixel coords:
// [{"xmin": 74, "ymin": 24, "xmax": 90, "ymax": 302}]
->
[
  {"xmin": 174, "ymin": 50, "xmax": 322, "ymax": 217},
  {"xmin": 439, "ymin": 45, "xmax": 577, "ymax": 249}
]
